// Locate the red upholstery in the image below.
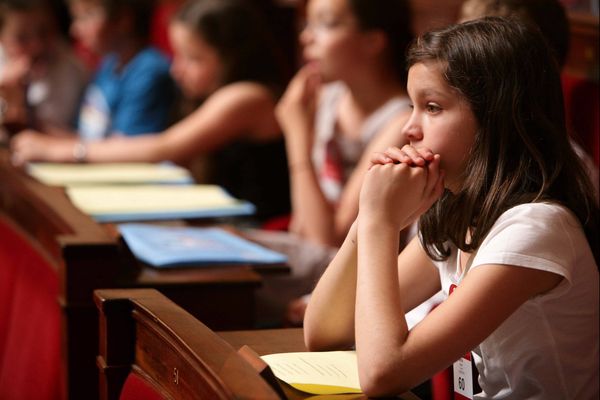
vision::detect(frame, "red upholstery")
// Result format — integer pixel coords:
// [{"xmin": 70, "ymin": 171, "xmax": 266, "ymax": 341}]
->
[
  {"xmin": 119, "ymin": 373, "xmax": 165, "ymax": 400},
  {"xmin": 73, "ymin": 1, "xmax": 182, "ymax": 70},
  {"xmin": 0, "ymin": 217, "xmax": 63, "ymax": 400},
  {"xmin": 261, "ymin": 214, "xmax": 292, "ymax": 231},
  {"xmin": 151, "ymin": 1, "xmax": 185, "ymax": 58},
  {"xmin": 562, "ymin": 73, "xmax": 599, "ymax": 166},
  {"xmin": 431, "ymin": 368, "xmax": 453, "ymax": 400}
]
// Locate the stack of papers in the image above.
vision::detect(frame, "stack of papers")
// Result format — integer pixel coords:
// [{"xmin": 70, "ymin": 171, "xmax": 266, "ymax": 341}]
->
[
  {"xmin": 261, "ymin": 351, "xmax": 361, "ymax": 395},
  {"xmin": 67, "ymin": 184, "xmax": 255, "ymax": 222},
  {"xmin": 27, "ymin": 162, "xmax": 193, "ymax": 186},
  {"xmin": 118, "ymin": 223, "xmax": 287, "ymax": 267},
  {"xmin": 27, "ymin": 162, "xmax": 256, "ymax": 222}
]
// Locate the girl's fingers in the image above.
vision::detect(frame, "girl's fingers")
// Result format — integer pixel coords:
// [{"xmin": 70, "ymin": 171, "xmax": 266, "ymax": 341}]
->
[
  {"xmin": 423, "ymin": 154, "xmax": 441, "ymax": 195},
  {"xmin": 416, "ymin": 147, "xmax": 435, "ymax": 162},
  {"xmin": 375, "ymin": 145, "xmax": 436, "ymax": 169},
  {"xmin": 369, "ymin": 152, "xmax": 395, "ymax": 168},
  {"xmin": 381, "ymin": 147, "xmax": 407, "ymax": 164},
  {"xmin": 398, "ymin": 145, "xmax": 426, "ymax": 166}
]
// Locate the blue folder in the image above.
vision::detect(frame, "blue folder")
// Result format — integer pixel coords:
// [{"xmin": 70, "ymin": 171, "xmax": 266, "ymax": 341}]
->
[{"xmin": 119, "ymin": 223, "xmax": 288, "ymax": 268}]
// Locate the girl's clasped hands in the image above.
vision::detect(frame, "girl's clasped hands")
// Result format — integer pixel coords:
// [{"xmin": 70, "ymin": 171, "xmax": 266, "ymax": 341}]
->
[{"xmin": 360, "ymin": 144, "xmax": 445, "ymax": 231}]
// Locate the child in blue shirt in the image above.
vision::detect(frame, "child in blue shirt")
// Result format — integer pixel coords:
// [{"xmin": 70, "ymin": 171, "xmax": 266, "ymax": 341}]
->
[
  {"xmin": 70, "ymin": 0, "xmax": 173, "ymax": 139},
  {"xmin": 11, "ymin": 0, "xmax": 173, "ymax": 144}
]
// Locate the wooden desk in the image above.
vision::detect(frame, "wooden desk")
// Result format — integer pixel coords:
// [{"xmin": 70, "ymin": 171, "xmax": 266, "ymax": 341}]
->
[
  {"xmin": 218, "ymin": 329, "xmax": 420, "ymax": 400},
  {"xmin": 95, "ymin": 288, "xmax": 418, "ymax": 400},
  {"xmin": 96, "ymin": 288, "xmax": 282, "ymax": 400},
  {"xmin": 0, "ymin": 149, "xmax": 282, "ymax": 399}
]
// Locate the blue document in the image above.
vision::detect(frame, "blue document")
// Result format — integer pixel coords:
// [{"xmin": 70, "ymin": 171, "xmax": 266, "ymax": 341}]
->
[{"xmin": 119, "ymin": 223, "xmax": 288, "ymax": 267}]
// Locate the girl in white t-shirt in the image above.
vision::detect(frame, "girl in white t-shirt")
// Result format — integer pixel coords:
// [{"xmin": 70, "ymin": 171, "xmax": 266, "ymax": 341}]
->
[
  {"xmin": 304, "ymin": 17, "xmax": 599, "ymax": 399},
  {"xmin": 249, "ymin": 0, "xmax": 415, "ymax": 325}
]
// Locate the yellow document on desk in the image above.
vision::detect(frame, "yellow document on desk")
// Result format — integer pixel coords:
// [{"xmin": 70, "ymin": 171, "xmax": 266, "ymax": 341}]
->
[
  {"xmin": 261, "ymin": 351, "xmax": 362, "ymax": 395},
  {"xmin": 66, "ymin": 184, "xmax": 254, "ymax": 222},
  {"xmin": 27, "ymin": 162, "xmax": 192, "ymax": 186}
]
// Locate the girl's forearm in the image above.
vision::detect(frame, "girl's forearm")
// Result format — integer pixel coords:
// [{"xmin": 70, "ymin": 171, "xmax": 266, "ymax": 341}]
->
[
  {"xmin": 304, "ymin": 221, "xmax": 359, "ymax": 350},
  {"xmin": 284, "ymin": 125, "xmax": 313, "ymax": 166},
  {"xmin": 288, "ymin": 164, "xmax": 338, "ymax": 245},
  {"xmin": 86, "ymin": 135, "xmax": 167, "ymax": 163},
  {"xmin": 355, "ymin": 217, "xmax": 409, "ymax": 393},
  {"xmin": 284, "ymin": 123, "xmax": 339, "ymax": 245}
]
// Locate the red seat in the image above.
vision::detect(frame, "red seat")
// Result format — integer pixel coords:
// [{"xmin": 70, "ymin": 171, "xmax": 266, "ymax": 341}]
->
[
  {"xmin": 0, "ymin": 216, "xmax": 62, "ymax": 400},
  {"xmin": 261, "ymin": 214, "xmax": 292, "ymax": 231},
  {"xmin": 562, "ymin": 73, "xmax": 599, "ymax": 166},
  {"xmin": 119, "ymin": 373, "xmax": 164, "ymax": 400},
  {"xmin": 150, "ymin": 1, "xmax": 185, "ymax": 58}
]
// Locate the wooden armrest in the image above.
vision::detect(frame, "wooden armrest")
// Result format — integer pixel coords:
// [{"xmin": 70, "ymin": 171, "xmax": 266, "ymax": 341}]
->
[{"xmin": 95, "ymin": 288, "xmax": 281, "ymax": 400}]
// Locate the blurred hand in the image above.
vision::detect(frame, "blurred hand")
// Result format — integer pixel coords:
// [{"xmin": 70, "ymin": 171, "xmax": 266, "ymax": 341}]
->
[
  {"xmin": 0, "ymin": 56, "xmax": 31, "ymax": 88},
  {"xmin": 275, "ymin": 63, "xmax": 321, "ymax": 145},
  {"xmin": 10, "ymin": 129, "xmax": 76, "ymax": 165}
]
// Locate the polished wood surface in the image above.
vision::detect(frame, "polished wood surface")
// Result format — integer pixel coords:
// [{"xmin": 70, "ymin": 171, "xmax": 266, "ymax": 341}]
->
[
  {"xmin": 0, "ymin": 149, "xmax": 122, "ymax": 399},
  {"xmin": 95, "ymin": 288, "xmax": 419, "ymax": 400},
  {"xmin": 0, "ymin": 148, "xmax": 282, "ymax": 399},
  {"xmin": 95, "ymin": 288, "xmax": 281, "ymax": 400}
]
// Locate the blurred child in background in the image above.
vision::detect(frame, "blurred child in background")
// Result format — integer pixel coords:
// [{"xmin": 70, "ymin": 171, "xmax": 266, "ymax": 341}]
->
[
  {"xmin": 0, "ymin": 0, "xmax": 87, "ymax": 133},
  {"xmin": 248, "ymin": 0, "xmax": 415, "ymax": 326},
  {"xmin": 11, "ymin": 0, "xmax": 291, "ymax": 221},
  {"xmin": 10, "ymin": 0, "xmax": 173, "ymax": 149}
]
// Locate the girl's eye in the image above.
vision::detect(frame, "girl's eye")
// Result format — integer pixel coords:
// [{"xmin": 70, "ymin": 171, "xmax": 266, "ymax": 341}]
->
[
  {"xmin": 306, "ymin": 19, "xmax": 342, "ymax": 32},
  {"xmin": 426, "ymin": 103, "xmax": 442, "ymax": 113}
]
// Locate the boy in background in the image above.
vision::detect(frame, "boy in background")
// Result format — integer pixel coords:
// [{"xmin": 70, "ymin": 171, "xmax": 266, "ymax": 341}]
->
[
  {"xmin": 0, "ymin": 0, "xmax": 87, "ymax": 134},
  {"xmin": 68, "ymin": 0, "xmax": 174, "ymax": 141},
  {"xmin": 10, "ymin": 0, "xmax": 174, "ymax": 162}
]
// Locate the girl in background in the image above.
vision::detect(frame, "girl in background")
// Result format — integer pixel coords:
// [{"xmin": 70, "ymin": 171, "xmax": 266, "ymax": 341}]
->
[
  {"xmin": 249, "ymin": 0, "xmax": 415, "ymax": 326},
  {"xmin": 305, "ymin": 17, "xmax": 598, "ymax": 398},
  {"xmin": 11, "ymin": 0, "xmax": 291, "ymax": 221}
]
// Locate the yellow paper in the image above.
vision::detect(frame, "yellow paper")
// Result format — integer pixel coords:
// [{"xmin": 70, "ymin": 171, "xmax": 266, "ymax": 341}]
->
[
  {"xmin": 66, "ymin": 184, "xmax": 242, "ymax": 214},
  {"xmin": 27, "ymin": 162, "xmax": 191, "ymax": 186},
  {"xmin": 261, "ymin": 351, "xmax": 362, "ymax": 395}
]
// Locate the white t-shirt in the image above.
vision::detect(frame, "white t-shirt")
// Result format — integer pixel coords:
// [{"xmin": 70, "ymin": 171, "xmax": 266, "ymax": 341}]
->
[
  {"xmin": 430, "ymin": 202, "xmax": 599, "ymax": 399},
  {"xmin": 312, "ymin": 81, "xmax": 411, "ymax": 203}
]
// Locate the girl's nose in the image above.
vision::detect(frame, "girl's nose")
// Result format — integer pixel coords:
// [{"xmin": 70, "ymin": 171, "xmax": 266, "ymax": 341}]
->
[
  {"xmin": 299, "ymin": 24, "xmax": 313, "ymax": 46},
  {"xmin": 403, "ymin": 124, "xmax": 423, "ymax": 143}
]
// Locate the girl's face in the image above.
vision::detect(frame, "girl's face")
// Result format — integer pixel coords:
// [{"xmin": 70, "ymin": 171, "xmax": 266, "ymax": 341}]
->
[
  {"xmin": 300, "ymin": 0, "xmax": 368, "ymax": 82},
  {"xmin": 168, "ymin": 22, "xmax": 223, "ymax": 99},
  {"xmin": 403, "ymin": 62, "xmax": 478, "ymax": 192},
  {"xmin": 69, "ymin": 0, "xmax": 109, "ymax": 54}
]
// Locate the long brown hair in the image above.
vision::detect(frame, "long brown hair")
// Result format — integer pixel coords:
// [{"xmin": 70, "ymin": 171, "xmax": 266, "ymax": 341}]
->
[
  {"xmin": 409, "ymin": 17, "xmax": 599, "ymax": 265},
  {"xmin": 347, "ymin": 0, "xmax": 413, "ymax": 84},
  {"xmin": 173, "ymin": 0, "xmax": 288, "ymax": 95}
]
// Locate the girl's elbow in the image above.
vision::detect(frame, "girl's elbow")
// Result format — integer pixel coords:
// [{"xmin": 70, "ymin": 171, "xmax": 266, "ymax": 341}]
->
[
  {"xmin": 303, "ymin": 323, "xmax": 352, "ymax": 351},
  {"xmin": 303, "ymin": 326, "xmax": 331, "ymax": 351},
  {"xmin": 358, "ymin": 358, "xmax": 412, "ymax": 397}
]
